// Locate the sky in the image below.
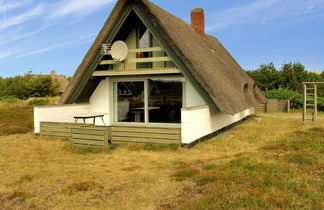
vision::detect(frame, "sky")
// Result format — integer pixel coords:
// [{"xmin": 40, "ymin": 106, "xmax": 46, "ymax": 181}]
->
[{"xmin": 0, "ymin": 0, "xmax": 323, "ymax": 78}]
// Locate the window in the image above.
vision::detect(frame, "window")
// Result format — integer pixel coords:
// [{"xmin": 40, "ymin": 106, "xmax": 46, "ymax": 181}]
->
[
  {"xmin": 116, "ymin": 81, "xmax": 145, "ymax": 122},
  {"xmin": 148, "ymin": 78, "xmax": 182, "ymax": 123},
  {"xmin": 113, "ymin": 78, "xmax": 183, "ymax": 124},
  {"xmin": 137, "ymin": 26, "xmax": 152, "ymax": 69}
]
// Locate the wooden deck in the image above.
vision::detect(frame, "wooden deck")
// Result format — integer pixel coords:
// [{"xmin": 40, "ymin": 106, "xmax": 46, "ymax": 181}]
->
[{"xmin": 40, "ymin": 122, "xmax": 181, "ymax": 146}]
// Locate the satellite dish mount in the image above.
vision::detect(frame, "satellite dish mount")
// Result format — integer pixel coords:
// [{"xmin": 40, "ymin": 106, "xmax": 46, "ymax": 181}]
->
[{"xmin": 100, "ymin": 41, "xmax": 128, "ymax": 61}]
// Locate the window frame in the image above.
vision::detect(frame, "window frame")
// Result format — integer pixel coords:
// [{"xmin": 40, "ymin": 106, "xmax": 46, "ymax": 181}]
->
[{"xmin": 110, "ymin": 76, "xmax": 184, "ymax": 128}]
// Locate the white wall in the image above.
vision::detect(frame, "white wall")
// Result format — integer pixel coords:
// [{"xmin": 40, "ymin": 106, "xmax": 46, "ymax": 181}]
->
[
  {"xmin": 34, "ymin": 104, "xmax": 91, "ymax": 133},
  {"xmin": 185, "ymin": 80, "xmax": 206, "ymax": 107},
  {"xmin": 34, "ymin": 78, "xmax": 111, "ymax": 133},
  {"xmin": 181, "ymin": 106, "xmax": 254, "ymax": 144},
  {"xmin": 89, "ymin": 78, "xmax": 110, "ymax": 126}
]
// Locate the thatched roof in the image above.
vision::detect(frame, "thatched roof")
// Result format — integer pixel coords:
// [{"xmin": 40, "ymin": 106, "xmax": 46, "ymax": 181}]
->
[{"xmin": 60, "ymin": 0, "xmax": 266, "ymax": 115}]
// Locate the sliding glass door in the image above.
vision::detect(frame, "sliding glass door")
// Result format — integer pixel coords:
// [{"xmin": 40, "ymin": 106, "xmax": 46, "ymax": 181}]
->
[{"xmin": 113, "ymin": 77, "xmax": 183, "ymax": 124}]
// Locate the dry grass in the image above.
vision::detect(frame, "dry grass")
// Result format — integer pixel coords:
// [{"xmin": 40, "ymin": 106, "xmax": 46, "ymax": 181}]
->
[
  {"xmin": 0, "ymin": 108, "xmax": 323, "ymax": 209},
  {"xmin": 0, "ymin": 103, "xmax": 33, "ymax": 135},
  {"xmin": 0, "ymin": 97, "xmax": 59, "ymax": 136}
]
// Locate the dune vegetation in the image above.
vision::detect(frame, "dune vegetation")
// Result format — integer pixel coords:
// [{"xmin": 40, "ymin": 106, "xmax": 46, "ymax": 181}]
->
[{"xmin": 0, "ymin": 101, "xmax": 323, "ymax": 209}]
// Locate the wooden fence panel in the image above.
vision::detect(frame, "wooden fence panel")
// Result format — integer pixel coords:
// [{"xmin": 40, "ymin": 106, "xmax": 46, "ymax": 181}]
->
[
  {"xmin": 255, "ymin": 99, "xmax": 289, "ymax": 113},
  {"xmin": 40, "ymin": 122, "xmax": 85, "ymax": 138},
  {"xmin": 111, "ymin": 126, "xmax": 181, "ymax": 144},
  {"xmin": 71, "ymin": 126, "xmax": 109, "ymax": 146},
  {"xmin": 40, "ymin": 122, "xmax": 181, "ymax": 146},
  {"xmin": 40, "ymin": 122, "xmax": 109, "ymax": 147}
]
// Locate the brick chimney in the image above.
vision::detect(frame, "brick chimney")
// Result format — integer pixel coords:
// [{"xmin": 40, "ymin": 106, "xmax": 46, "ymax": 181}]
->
[{"xmin": 191, "ymin": 8, "xmax": 205, "ymax": 36}]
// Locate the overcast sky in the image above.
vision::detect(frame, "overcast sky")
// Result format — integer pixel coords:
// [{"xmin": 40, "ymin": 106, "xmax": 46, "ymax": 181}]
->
[{"xmin": 0, "ymin": 0, "xmax": 323, "ymax": 77}]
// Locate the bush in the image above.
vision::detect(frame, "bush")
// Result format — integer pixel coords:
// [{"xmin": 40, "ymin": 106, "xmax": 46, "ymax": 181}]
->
[
  {"xmin": 27, "ymin": 98, "xmax": 51, "ymax": 106},
  {"xmin": 265, "ymin": 88, "xmax": 324, "ymax": 110},
  {"xmin": 0, "ymin": 75, "xmax": 60, "ymax": 99},
  {"xmin": 0, "ymin": 96, "xmax": 18, "ymax": 103},
  {"xmin": 265, "ymin": 88, "xmax": 303, "ymax": 109}
]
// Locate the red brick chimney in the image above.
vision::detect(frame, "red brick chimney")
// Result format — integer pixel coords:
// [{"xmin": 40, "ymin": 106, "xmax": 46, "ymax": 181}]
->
[{"xmin": 191, "ymin": 8, "xmax": 205, "ymax": 36}]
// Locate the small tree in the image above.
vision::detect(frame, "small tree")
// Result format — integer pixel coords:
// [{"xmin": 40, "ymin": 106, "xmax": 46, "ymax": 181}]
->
[
  {"xmin": 246, "ymin": 62, "xmax": 283, "ymax": 91},
  {"xmin": 27, "ymin": 76, "xmax": 56, "ymax": 97},
  {"xmin": 0, "ymin": 74, "xmax": 61, "ymax": 99},
  {"xmin": 280, "ymin": 62, "xmax": 308, "ymax": 93}
]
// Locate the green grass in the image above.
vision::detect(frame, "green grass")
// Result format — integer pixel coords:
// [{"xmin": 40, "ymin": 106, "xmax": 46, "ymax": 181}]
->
[
  {"xmin": 27, "ymin": 97, "xmax": 50, "ymax": 106},
  {"xmin": 172, "ymin": 168, "xmax": 200, "ymax": 181},
  {"xmin": 176, "ymin": 127, "xmax": 324, "ymax": 209},
  {"xmin": 0, "ymin": 96, "xmax": 19, "ymax": 103},
  {"xmin": 202, "ymin": 164, "xmax": 217, "ymax": 171}
]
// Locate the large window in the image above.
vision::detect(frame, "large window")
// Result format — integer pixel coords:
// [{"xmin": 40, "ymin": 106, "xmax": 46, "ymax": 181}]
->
[
  {"xmin": 114, "ymin": 78, "xmax": 183, "ymax": 124},
  {"xmin": 148, "ymin": 78, "xmax": 182, "ymax": 123}
]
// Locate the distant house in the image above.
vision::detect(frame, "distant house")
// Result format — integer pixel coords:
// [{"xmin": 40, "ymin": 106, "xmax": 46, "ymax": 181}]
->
[
  {"xmin": 29, "ymin": 70, "xmax": 69, "ymax": 94},
  {"xmin": 34, "ymin": 0, "xmax": 266, "ymax": 146}
]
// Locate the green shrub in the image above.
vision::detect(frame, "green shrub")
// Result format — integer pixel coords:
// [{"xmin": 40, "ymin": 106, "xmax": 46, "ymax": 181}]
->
[
  {"xmin": 265, "ymin": 88, "xmax": 303, "ymax": 109},
  {"xmin": 0, "ymin": 96, "xmax": 18, "ymax": 103},
  {"xmin": 27, "ymin": 98, "xmax": 50, "ymax": 106},
  {"xmin": 0, "ymin": 74, "xmax": 60, "ymax": 99},
  {"xmin": 265, "ymin": 88, "xmax": 324, "ymax": 110}
]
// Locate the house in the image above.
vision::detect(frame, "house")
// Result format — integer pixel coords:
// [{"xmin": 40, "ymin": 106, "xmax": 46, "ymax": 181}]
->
[
  {"xmin": 34, "ymin": 0, "xmax": 266, "ymax": 146},
  {"xmin": 29, "ymin": 70, "xmax": 69, "ymax": 94}
]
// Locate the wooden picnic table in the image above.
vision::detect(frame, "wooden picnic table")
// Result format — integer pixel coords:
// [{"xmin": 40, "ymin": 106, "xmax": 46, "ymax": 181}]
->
[{"xmin": 74, "ymin": 114, "xmax": 106, "ymax": 125}]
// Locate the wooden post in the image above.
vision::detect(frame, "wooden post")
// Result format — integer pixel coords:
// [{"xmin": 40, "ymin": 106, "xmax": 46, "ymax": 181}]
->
[
  {"xmin": 314, "ymin": 84, "xmax": 317, "ymax": 124},
  {"xmin": 287, "ymin": 99, "xmax": 290, "ymax": 113},
  {"xmin": 104, "ymin": 127, "xmax": 109, "ymax": 148},
  {"xmin": 303, "ymin": 84, "xmax": 306, "ymax": 124}
]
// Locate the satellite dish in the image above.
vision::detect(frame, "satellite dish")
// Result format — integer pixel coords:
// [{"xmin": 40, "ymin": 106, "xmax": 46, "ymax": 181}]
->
[{"xmin": 111, "ymin": 41, "xmax": 128, "ymax": 62}]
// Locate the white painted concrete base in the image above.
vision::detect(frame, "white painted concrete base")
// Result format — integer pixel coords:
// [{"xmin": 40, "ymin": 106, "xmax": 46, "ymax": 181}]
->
[
  {"xmin": 181, "ymin": 106, "xmax": 254, "ymax": 144},
  {"xmin": 34, "ymin": 104, "xmax": 90, "ymax": 133}
]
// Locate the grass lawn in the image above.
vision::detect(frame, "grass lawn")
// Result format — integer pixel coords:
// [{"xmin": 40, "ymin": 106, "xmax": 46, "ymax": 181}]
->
[
  {"xmin": 0, "ymin": 103, "xmax": 323, "ymax": 209},
  {"xmin": 0, "ymin": 103, "xmax": 33, "ymax": 136}
]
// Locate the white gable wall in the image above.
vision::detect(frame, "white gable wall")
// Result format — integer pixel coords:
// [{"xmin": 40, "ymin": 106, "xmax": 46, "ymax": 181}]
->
[
  {"xmin": 89, "ymin": 78, "xmax": 110, "ymax": 125},
  {"xmin": 184, "ymin": 80, "xmax": 206, "ymax": 107},
  {"xmin": 182, "ymin": 78, "xmax": 255, "ymax": 145},
  {"xmin": 181, "ymin": 106, "xmax": 254, "ymax": 144}
]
